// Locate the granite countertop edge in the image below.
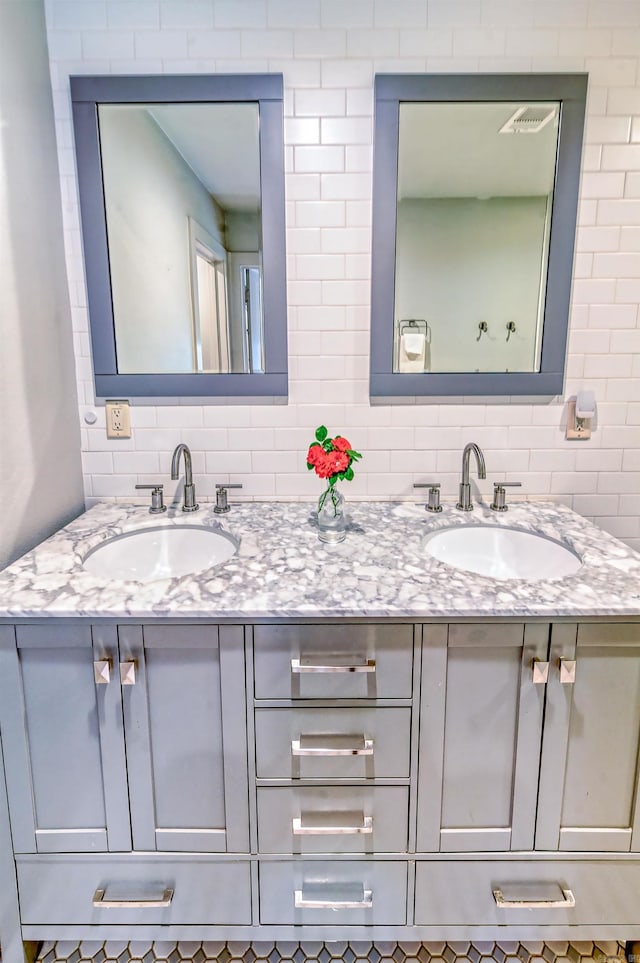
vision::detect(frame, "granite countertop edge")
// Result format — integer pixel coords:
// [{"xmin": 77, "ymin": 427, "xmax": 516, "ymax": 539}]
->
[{"xmin": 0, "ymin": 499, "xmax": 639, "ymax": 621}]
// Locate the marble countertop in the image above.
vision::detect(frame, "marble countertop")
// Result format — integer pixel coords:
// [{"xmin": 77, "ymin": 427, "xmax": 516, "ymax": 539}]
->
[{"xmin": 1, "ymin": 499, "xmax": 640, "ymax": 620}]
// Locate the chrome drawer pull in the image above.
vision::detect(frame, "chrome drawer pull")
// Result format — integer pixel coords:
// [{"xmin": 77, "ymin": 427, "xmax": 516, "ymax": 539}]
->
[
  {"xmin": 291, "ymin": 657, "xmax": 376, "ymax": 674},
  {"xmin": 559, "ymin": 658, "xmax": 577, "ymax": 684},
  {"xmin": 293, "ymin": 812, "xmax": 373, "ymax": 836},
  {"xmin": 291, "ymin": 734, "xmax": 374, "ymax": 757},
  {"xmin": 93, "ymin": 887, "xmax": 173, "ymax": 908},
  {"xmin": 93, "ymin": 660, "xmax": 111, "ymax": 685},
  {"xmin": 493, "ymin": 887, "xmax": 575, "ymax": 909},
  {"xmin": 119, "ymin": 661, "xmax": 137, "ymax": 686},
  {"xmin": 532, "ymin": 660, "xmax": 549, "ymax": 684},
  {"xmin": 295, "ymin": 886, "xmax": 373, "ymax": 910}
]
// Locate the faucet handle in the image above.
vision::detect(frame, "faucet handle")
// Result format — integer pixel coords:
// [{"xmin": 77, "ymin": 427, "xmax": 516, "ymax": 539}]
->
[
  {"xmin": 135, "ymin": 483, "xmax": 166, "ymax": 514},
  {"xmin": 414, "ymin": 482, "xmax": 442, "ymax": 513},
  {"xmin": 490, "ymin": 481, "xmax": 522, "ymax": 512},
  {"xmin": 214, "ymin": 483, "xmax": 243, "ymax": 514}
]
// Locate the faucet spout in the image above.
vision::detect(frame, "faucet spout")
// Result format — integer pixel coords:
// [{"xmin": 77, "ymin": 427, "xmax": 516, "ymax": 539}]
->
[
  {"xmin": 171, "ymin": 444, "xmax": 199, "ymax": 512},
  {"xmin": 457, "ymin": 442, "xmax": 486, "ymax": 511}
]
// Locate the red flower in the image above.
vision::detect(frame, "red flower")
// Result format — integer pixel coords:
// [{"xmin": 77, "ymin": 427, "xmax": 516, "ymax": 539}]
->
[
  {"xmin": 328, "ymin": 450, "xmax": 349, "ymax": 473},
  {"xmin": 306, "ymin": 444, "xmax": 324, "ymax": 467},
  {"xmin": 333, "ymin": 436, "xmax": 351, "ymax": 452}
]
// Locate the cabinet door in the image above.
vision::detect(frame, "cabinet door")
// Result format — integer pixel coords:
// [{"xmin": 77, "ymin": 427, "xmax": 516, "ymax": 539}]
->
[
  {"xmin": 536, "ymin": 623, "xmax": 640, "ymax": 852},
  {"xmin": 0, "ymin": 624, "xmax": 130, "ymax": 853},
  {"xmin": 120, "ymin": 624, "xmax": 249, "ymax": 853},
  {"xmin": 417, "ymin": 623, "xmax": 548, "ymax": 852}
]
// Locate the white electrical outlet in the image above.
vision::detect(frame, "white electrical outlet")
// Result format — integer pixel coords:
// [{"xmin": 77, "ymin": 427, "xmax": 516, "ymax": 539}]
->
[{"xmin": 105, "ymin": 399, "xmax": 131, "ymax": 439}]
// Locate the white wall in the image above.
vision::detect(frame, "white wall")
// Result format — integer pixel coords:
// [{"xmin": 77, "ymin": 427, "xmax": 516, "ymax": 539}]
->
[
  {"xmin": 0, "ymin": 0, "xmax": 84, "ymax": 571},
  {"xmin": 44, "ymin": 0, "xmax": 640, "ymax": 549}
]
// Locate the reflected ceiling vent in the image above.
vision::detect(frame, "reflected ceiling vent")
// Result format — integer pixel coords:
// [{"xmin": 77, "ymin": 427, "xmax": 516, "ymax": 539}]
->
[{"xmin": 499, "ymin": 105, "xmax": 557, "ymax": 134}]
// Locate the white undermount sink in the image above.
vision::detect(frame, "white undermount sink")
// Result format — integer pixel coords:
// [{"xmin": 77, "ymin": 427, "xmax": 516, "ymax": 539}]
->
[
  {"xmin": 83, "ymin": 525, "xmax": 238, "ymax": 581},
  {"xmin": 423, "ymin": 524, "xmax": 582, "ymax": 581}
]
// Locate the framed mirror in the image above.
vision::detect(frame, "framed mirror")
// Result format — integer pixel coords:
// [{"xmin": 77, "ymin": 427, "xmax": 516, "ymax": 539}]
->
[
  {"xmin": 71, "ymin": 74, "xmax": 287, "ymax": 397},
  {"xmin": 370, "ymin": 73, "xmax": 588, "ymax": 398}
]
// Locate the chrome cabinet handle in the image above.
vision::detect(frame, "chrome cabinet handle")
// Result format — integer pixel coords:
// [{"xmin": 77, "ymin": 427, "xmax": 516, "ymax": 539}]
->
[
  {"xmin": 291, "ymin": 658, "xmax": 376, "ymax": 674},
  {"xmin": 119, "ymin": 661, "xmax": 137, "ymax": 686},
  {"xmin": 292, "ymin": 813, "xmax": 373, "ymax": 835},
  {"xmin": 93, "ymin": 660, "xmax": 111, "ymax": 685},
  {"xmin": 291, "ymin": 734, "xmax": 374, "ymax": 757},
  {"xmin": 559, "ymin": 658, "xmax": 577, "ymax": 684},
  {"xmin": 532, "ymin": 660, "xmax": 549, "ymax": 684},
  {"xmin": 294, "ymin": 888, "xmax": 373, "ymax": 910},
  {"xmin": 493, "ymin": 887, "xmax": 575, "ymax": 909},
  {"xmin": 93, "ymin": 887, "xmax": 173, "ymax": 908}
]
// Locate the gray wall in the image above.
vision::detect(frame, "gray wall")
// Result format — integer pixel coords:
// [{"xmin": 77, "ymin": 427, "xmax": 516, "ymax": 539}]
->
[
  {"xmin": 0, "ymin": 0, "xmax": 84, "ymax": 571},
  {"xmin": 394, "ymin": 196, "xmax": 549, "ymax": 374},
  {"xmin": 99, "ymin": 107, "xmax": 226, "ymax": 374}
]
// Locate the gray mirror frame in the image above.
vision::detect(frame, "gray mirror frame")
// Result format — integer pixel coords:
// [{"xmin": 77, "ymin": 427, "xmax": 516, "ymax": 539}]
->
[
  {"xmin": 370, "ymin": 73, "xmax": 588, "ymax": 398},
  {"xmin": 71, "ymin": 74, "xmax": 288, "ymax": 398}
]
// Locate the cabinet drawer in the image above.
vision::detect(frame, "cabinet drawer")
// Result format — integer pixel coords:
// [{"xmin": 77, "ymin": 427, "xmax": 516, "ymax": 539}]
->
[
  {"xmin": 253, "ymin": 624, "xmax": 413, "ymax": 700},
  {"xmin": 255, "ymin": 707, "xmax": 411, "ymax": 779},
  {"xmin": 415, "ymin": 859, "xmax": 640, "ymax": 926},
  {"xmin": 257, "ymin": 785, "xmax": 409, "ymax": 853},
  {"xmin": 259, "ymin": 859, "xmax": 407, "ymax": 924},
  {"xmin": 17, "ymin": 857, "xmax": 251, "ymax": 925}
]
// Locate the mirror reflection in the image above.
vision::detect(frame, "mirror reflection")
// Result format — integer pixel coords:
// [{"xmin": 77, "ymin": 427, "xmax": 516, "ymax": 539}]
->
[
  {"xmin": 98, "ymin": 102, "xmax": 264, "ymax": 375},
  {"xmin": 393, "ymin": 101, "xmax": 560, "ymax": 375}
]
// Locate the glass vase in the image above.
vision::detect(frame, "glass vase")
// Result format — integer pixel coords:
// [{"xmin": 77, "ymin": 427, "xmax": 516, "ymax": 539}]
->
[{"xmin": 317, "ymin": 484, "xmax": 346, "ymax": 543}]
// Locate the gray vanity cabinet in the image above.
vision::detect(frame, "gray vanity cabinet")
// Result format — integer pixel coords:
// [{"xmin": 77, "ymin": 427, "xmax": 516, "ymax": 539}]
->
[
  {"xmin": 536, "ymin": 622, "xmax": 640, "ymax": 853},
  {"xmin": 0, "ymin": 624, "xmax": 130, "ymax": 854},
  {"xmin": 119, "ymin": 623, "xmax": 249, "ymax": 853},
  {"xmin": 417, "ymin": 623, "xmax": 549, "ymax": 853},
  {"xmin": 0, "ymin": 623, "xmax": 248, "ymax": 856}
]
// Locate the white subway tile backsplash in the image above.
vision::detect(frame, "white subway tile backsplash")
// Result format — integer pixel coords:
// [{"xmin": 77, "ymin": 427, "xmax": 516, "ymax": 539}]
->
[
  {"xmin": 107, "ymin": 3, "xmax": 159, "ymax": 28},
  {"xmin": 187, "ymin": 30, "xmax": 241, "ymax": 57},
  {"xmin": 161, "ymin": 2, "xmax": 213, "ymax": 28},
  {"xmin": 589, "ymin": 1, "xmax": 640, "ymax": 28},
  {"xmin": 551, "ymin": 471, "xmax": 599, "ymax": 494},
  {"xmin": 616, "ymin": 278, "xmax": 640, "ymax": 302},
  {"xmin": 81, "ymin": 30, "xmax": 134, "ymax": 58},
  {"xmin": 214, "ymin": 0, "xmax": 267, "ymax": 29},
  {"xmin": 620, "ymin": 225, "xmax": 640, "ymax": 251},
  {"xmin": 398, "ymin": 28, "xmax": 451, "ymax": 57},
  {"xmin": 320, "ymin": 59, "xmax": 373, "ymax": 88},
  {"xmin": 241, "ymin": 29, "xmax": 292, "ymax": 57},
  {"xmin": 321, "ymin": 117, "xmax": 372, "ymax": 145},
  {"xmin": 263, "ymin": 0, "xmax": 316, "ymax": 28},
  {"xmin": 625, "ymin": 173, "xmax": 640, "ymax": 198},
  {"xmin": 505, "ymin": 29, "xmax": 558, "ymax": 56},
  {"xmin": 453, "ymin": 28, "xmax": 505, "ymax": 57},
  {"xmin": 134, "ymin": 30, "xmax": 188, "ymax": 58},
  {"xmin": 321, "ymin": 172, "xmax": 372, "ymax": 199},
  {"xmin": 294, "ymin": 145, "xmax": 344, "ymax": 172},
  {"xmin": 294, "ymin": 29, "xmax": 346, "ymax": 58},
  {"xmin": 580, "ymin": 171, "xmax": 626, "ymax": 198},
  {"xmin": 46, "ymin": 0, "xmax": 640, "ymax": 543},
  {"xmin": 588, "ymin": 303, "xmax": 637, "ymax": 327}
]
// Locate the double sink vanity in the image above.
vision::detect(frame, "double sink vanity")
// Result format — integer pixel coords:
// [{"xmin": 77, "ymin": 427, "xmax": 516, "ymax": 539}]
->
[{"xmin": 1, "ymin": 493, "xmax": 640, "ymax": 959}]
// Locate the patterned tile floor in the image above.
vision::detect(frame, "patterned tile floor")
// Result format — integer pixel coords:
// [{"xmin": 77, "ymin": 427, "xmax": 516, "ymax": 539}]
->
[{"xmin": 34, "ymin": 941, "xmax": 628, "ymax": 963}]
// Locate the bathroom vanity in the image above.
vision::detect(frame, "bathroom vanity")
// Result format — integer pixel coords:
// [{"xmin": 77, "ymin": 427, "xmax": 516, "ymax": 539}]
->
[{"xmin": 1, "ymin": 501, "xmax": 640, "ymax": 961}]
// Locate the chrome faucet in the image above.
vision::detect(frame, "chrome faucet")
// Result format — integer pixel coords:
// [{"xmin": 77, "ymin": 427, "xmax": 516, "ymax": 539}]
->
[
  {"xmin": 170, "ymin": 444, "xmax": 199, "ymax": 512},
  {"xmin": 457, "ymin": 442, "xmax": 486, "ymax": 511}
]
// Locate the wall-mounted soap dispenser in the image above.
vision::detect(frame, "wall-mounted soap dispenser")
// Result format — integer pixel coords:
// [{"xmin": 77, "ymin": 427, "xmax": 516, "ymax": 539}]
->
[{"xmin": 566, "ymin": 390, "xmax": 596, "ymax": 440}]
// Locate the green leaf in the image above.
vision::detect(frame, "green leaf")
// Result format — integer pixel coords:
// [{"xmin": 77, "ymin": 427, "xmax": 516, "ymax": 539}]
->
[
  {"xmin": 345, "ymin": 467, "xmax": 354, "ymax": 481},
  {"xmin": 348, "ymin": 449, "xmax": 362, "ymax": 459},
  {"xmin": 315, "ymin": 425, "xmax": 328, "ymax": 443},
  {"xmin": 306, "ymin": 462, "xmax": 315, "ymax": 470}
]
